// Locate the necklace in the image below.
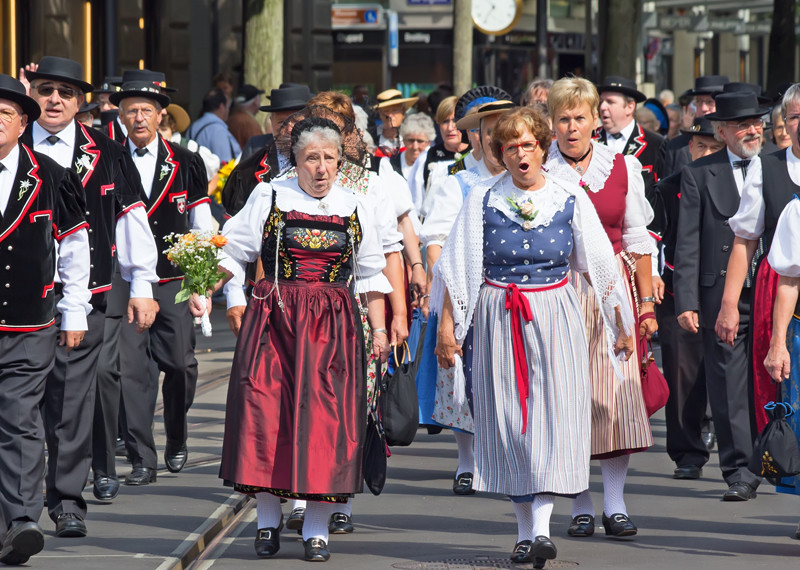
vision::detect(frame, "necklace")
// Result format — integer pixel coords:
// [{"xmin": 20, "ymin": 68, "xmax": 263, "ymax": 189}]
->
[{"xmin": 560, "ymin": 145, "xmax": 592, "ymax": 175}]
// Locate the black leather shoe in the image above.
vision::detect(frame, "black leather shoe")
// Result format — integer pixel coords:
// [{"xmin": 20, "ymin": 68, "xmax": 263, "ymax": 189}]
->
[
  {"xmin": 328, "ymin": 513, "xmax": 354, "ymax": 534},
  {"xmin": 453, "ymin": 472, "xmax": 476, "ymax": 495},
  {"xmin": 286, "ymin": 507, "xmax": 305, "ymax": 531},
  {"xmin": 602, "ymin": 513, "xmax": 637, "ymax": 537},
  {"xmin": 125, "ymin": 467, "xmax": 157, "ymax": 486},
  {"xmin": 254, "ymin": 527, "xmax": 280, "ymax": 557},
  {"xmin": 673, "ymin": 465, "xmax": 702, "ymax": 480},
  {"xmin": 702, "ymin": 431, "xmax": 716, "ymax": 451},
  {"xmin": 723, "ymin": 481, "xmax": 757, "ymax": 501},
  {"xmin": 93, "ymin": 476, "xmax": 120, "ymax": 502},
  {"xmin": 567, "ymin": 514, "xmax": 595, "ymax": 537},
  {"xmin": 164, "ymin": 441, "xmax": 188, "ymax": 473},
  {"xmin": 0, "ymin": 521, "xmax": 44, "ymax": 565},
  {"xmin": 509, "ymin": 539, "xmax": 532, "ymax": 563},
  {"xmin": 303, "ymin": 538, "xmax": 330, "ymax": 562},
  {"xmin": 55, "ymin": 513, "xmax": 87, "ymax": 538},
  {"xmin": 115, "ymin": 437, "xmax": 127, "ymax": 457},
  {"xmin": 531, "ymin": 536, "xmax": 557, "ymax": 568}
]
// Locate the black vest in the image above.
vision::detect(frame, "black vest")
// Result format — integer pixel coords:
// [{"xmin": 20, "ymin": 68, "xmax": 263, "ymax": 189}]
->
[
  {"xmin": 389, "ymin": 152, "xmax": 404, "ymax": 177},
  {"xmin": 0, "ymin": 144, "xmax": 87, "ymax": 331},
  {"xmin": 135, "ymin": 137, "xmax": 210, "ymax": 282},
  {"xmin": 761, "ymin": 149, "xmax": 800, "ymax": 249},
  {"xmin": 221, "ymin": 143, "xmax": 279, "ymax": 217}
]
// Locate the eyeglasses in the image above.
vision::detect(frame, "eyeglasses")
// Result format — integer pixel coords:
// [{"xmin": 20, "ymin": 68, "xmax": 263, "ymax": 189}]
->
[
  {"xmin": 34, "ymin": 84, "xmax": 79, "ymax": 100},
  {"xmin": 726, "ymin": 119, "xmax": 765, "ymax": 132},
  {"xmin": 124, "ymin": 107, "xmax": 157, "ymax": 119},
  {"xmin": 0, "ymin": 109, "xmax": 18, "ymax": 123},
  {"xmin": 501, "ymin": 140, "xmax": 539, "ymax": 155},
  {"xmin": 404, "ymin": 138, "xmax": 428, "ymax": 145}
]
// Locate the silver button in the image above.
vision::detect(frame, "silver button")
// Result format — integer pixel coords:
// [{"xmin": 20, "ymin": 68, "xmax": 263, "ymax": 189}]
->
[
  {"xmin": 92, "ymin": 281, "xmax": 97, "ymax": 286},
  {"xmin": 722, "ymin": 245, "xmax": 730, "ymax": 252},
  {"xmin": 85, "ymin": 211, "xmax": 90, "ymax": 216},
  {"xmin": 4, "ymin": 283, "xmax": 9, "ymax": 288},
  {"xmin": 4, "ymin": 265, "xmax": 8, "ymax": 270},
  {"xmin": 90, "ymin": 264, "xmax": 94, "ymax": 269},
  {"xmin": 154, "ymin": 221, "xmax": 158, "ymax": 225},
  {"xmin": 720, "ymin": 269, "xmax": 727, "ymax": 276},
  {"xmin": 7, "ymin": 245, "xmax": 12, "ymax": 251},
  {"xmin": 88, "ymin": 228, "xmax": 93, "ymax": 233},
  {"xmin": 90, "ymin": 247, "xmax": 94, "ymax": 252},
  {"xmin": 0, "ymin": 320, "xmax": 5, "ymax": 324},
  {"xmin": 1, "ymin": 301, "xmax": 6, "ymax": 306}
]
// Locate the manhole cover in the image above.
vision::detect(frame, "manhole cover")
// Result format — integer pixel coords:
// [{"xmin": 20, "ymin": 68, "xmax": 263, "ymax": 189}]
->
[{"xmin": 392, "ymin": 558, "xmax": 579, "ymax": 569}]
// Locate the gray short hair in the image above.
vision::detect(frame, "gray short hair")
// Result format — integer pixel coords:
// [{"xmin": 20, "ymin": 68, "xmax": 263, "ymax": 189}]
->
[
  {"xmin": 710, "ymin": 120, "xmax": 725, "ymax": 143},
  {"xmin": 782, "ymin": 84, "xmax": 800, "ymax": 119},
  {"xmin": 292, "ymin": 127, "xmax": 342, "ymax": 159},
  {"xmin": 522, "ymin": 78, "xmax": 553, "ymax": 106},
  {"xmin": 399, "ymin": 113, "xmax": 435, "ymax": 142}
]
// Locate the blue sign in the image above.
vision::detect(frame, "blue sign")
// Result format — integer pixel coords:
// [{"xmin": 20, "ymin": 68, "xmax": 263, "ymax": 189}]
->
[{"xmin": 364, "ymin": 9, "xmax": 378, "ymax": 23}]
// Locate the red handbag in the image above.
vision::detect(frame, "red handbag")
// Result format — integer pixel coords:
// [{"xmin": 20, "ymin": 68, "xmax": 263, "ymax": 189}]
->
[{"xmin": 638, "ymin": 312, "xmax": 669, "ymax": 416}]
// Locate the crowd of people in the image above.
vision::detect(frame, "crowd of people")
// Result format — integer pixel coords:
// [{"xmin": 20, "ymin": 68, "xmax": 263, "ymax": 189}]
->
[{"xmin": 0, "ymin": 53, "xmax": 799, "ymax": 568}]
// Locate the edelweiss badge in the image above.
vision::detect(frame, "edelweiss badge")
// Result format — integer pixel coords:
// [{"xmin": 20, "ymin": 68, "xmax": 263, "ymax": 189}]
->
[
  {"xmin": 159, "ymin": 164, "xmax": 172, "ymax": 181},
  {"xmin": 75, "ymin": 154, "xmax": 94, "ymax": 174},
  {"xmin": 18, "ymin": 179, "xmax": 31, "ymax": 200}
]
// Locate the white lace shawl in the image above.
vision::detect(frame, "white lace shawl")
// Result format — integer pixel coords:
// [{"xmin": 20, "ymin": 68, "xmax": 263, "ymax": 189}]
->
[
  {"xmin": 431, "ymin": 171, "xmax": 635, "ymax": 402},
  {"xmin": 545, "ymin": 140, "xmax": 656, "ymax": 256}
]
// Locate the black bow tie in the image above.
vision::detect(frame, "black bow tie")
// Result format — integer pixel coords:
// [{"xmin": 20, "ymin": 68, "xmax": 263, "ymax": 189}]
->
[
  {"xmin": 46, "ymin": 135, "xmax": 60, "ymax": 145},
  {"xmin": 733, "ymin": 159, "xmax": 751, "ymax": 178},
  {"xmin": 609, "ymin": 132, "xmax": 624, "ymax": 140},
  {"xmin": 134, "ymin": 147, "xmax": 148, "ymax": 157}
]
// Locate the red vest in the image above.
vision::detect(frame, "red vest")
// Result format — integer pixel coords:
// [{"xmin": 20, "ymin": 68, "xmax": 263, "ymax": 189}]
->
[{"xmin": 586, "ymin": 154, "xmax": 628, "ymax": 254}]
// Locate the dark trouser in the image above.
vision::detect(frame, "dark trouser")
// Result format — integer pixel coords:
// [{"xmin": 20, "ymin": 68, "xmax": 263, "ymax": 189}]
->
[
  {"xmin": 43, "ymin": 306, "xmax": 105, "ymax": 521},
  {"xmin": 92, "ymin": 314, "xmax": 122, "ymax": 478},
  {"xmin": 701, "ymin": 289, "xmax": 760, "ymax": 488},
  {"xmin": 119, "ymin": 280, "xmax": 198, "ymax": 470},
  {"xmin": 657, "ymin": 293, "xmax": 709, "ymax": 468},
  {"xmin": 0, "ymin": 327, "xmax": 56, "ymax": 536}
]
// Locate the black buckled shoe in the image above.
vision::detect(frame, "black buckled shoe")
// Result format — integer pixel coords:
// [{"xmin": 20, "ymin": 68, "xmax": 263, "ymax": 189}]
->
[
  {"xmin": 328, "ymin": 513, "xmax": 354, "ymax": 534},
  {"xmin": 55, "ymin": 513, "xmax": 87, "ymax": 538},
  {"xmin": 602, "ymin": 512, "xmax": 637, "ymax": 537},
  {"xmin": 531, "ymin": 536, "xmax": 557, "ymax": 568},
  {"xmin": 0, "ymin": 521, "xmax": 45, "ymax": 565},
  {"xmin": 567, "ymin": 514, "xmax": 595, "ymax": 537},
  {"xmin": 673, "ymin": 465, "xmax": 702, "ymax": 480},
  {"xmin": 125, "ymin": 467, "xmax": 157, "ymax": 486},
  {"xmin": 509, "ymin": 539, "xmax": 532, "ymax": 563},
  {"xmin": 286, "ymin": 507, "xmax": 305, "ymax": 533},
  {"xmin": 93, "ymin": 475, "xmax": 120, "ymax": 502},
  {"xmin": 303, "ymin": 538, "xmax": 330, "ymax": 562},
  {"xmin": 453, "ymin": 472, "xmax": 476, "ymax": 495},
  {"xmin": 254, "ymin": 526, "xmax": 280, "ymax": 557},
  {"xmin": 164, "ymin": 441, "xmax": 188, "ymax": 473}
]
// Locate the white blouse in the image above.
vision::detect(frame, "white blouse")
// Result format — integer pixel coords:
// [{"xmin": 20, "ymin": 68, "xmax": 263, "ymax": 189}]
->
[
  {"xmin": 378, "ymin": 157, "xmax": 422, "ymax": 234},
  {"xmin": 220, "ymin": 178, "xmax": 392, "ymax": 308},
  {"xmin": 767, "ymin": 196, "xmax": 800, "ymax": 278},
  {"xmin": 729, "ymin": 148, "xmax": 800, "ymax": 240}
]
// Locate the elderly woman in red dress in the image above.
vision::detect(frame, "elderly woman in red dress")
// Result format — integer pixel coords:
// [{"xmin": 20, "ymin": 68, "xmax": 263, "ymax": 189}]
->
[
  {"xmin": 191, "ymin": 116, "xmax": 390, "ymax": 563},
  {"xmin": 543, "ymin": 77, "xmax": 658, "ymax": 538}
]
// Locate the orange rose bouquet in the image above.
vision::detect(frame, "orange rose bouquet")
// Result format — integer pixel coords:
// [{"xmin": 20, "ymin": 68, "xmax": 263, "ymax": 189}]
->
[{"xmin": 163, "ymin": 230, "xmax": 228, "ymax": 336}]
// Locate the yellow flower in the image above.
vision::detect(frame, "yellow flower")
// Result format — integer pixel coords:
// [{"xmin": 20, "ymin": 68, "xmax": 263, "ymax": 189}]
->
[{"xmin": 181, "ymin": 233, "xmax": 196, "ymax": 244}]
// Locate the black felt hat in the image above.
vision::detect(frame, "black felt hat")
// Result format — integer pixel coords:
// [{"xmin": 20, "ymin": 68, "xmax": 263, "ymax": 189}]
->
[
  {"xmin": 109, "ymin": 81, "xmax": 171, "ymax": 108},
  {"xmin": 93, "ymin": 76, "xmax": 123, "ymax": 95},
  {"xmin": 714, "ymin": 82, "xmax": 771, "ymax": 105},
  {"xmin": 235, "ymin": 84, "xmax": 265, "ymax": 103},
  {"xmin": 259, "ymin": 85, "xmax": 312, "ymax": 112},
  {"xmin": 0, "ymin": 74, "xmax": 41, "ymax": 120},
  {"xmin": 596, "ymin": 76, "xmax": 646, "ymax": 103},
  {"xmin": 24, "ymin": 56, "xmax": 94, "ymax": 93},
  {"xmin": 78, "ymin": 101, "xmax": 99, "ymax": 114},
  {"xmin": 689, "ymin": 75, "xmax": 729, "ymax": 96},
  {"xmin": 703, "ymin": 92, "xmax": 770, "ymax": 121},
  {"xmin": 119, "ymin": 69, "xmax": 176, "ymax": 93},
  {"xmin": 682, "ymin": 117, "xmax": 715, "ymax": 137}
]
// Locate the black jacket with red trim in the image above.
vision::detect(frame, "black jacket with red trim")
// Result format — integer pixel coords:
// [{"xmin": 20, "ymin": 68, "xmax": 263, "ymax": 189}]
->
[
  {"xmin": 220, "ymin": 141, "xmax": 280, "ymax": 217},
  {"xmin": 0, "ymin": 143, "xmax": 87, "ymax": 331}
]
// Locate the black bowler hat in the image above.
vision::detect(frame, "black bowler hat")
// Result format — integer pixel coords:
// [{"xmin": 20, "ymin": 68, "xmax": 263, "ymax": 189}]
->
[
  {"xmin": 25, "ymin": 56, "xmax": 94, "ymax": 93},
  {"xmin": 703, "ymin": 92, "xmax": 770, "ymax": 121},
  {"xmin": 689, "ymin": 75, "xmax": 729, "ymax": 96},
  {"xmin": 79, "ymin": 101, "xmax": 99, "ymax": 114},
  {"xmin": 0, "ymin": 74, "xmax": 41, "ymax": 120},
  {"xmin": 596, "ymin": 76, "xmax": 646, "ymax": 103},
  {"xmin": 714, "ymin": 82, "xmax": 771, "ymax": 105},
  {"xmin": 683, "ymin": 117, "xmax": 715, "ymax": 137},
  {"xmin": 259, "ymin": 84, "xmax": 312, "ymax": 112},
  {"xmin": 93, "ymin": 76, "xmax": 123, "ymax": 95},
  {"xmin": 235, "ymin": 84, "xmax": 265, "ymax": 103},
  {"xmin": 109, "ymin": 81, "xmax": 171, "ymax": 108},
  {"xmin": 119, "ymin": 69, "xmax": 176, "ymax": 93}
]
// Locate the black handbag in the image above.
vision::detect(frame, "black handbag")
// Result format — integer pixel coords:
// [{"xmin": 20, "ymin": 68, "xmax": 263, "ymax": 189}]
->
[
  {"xmin": 379, "ymin": 342, "xmax": 420, "ymax": 446},
  {"xmin": 749, "ymin": 385, "xmax": 800, "ymax": 486},
  {"xmin": 362, "ymin": 405, "xmax": 387, "ymax": 496}
]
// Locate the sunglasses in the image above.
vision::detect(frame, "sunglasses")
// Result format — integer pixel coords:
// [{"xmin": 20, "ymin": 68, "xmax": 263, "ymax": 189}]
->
[{"xmin": 34, "ymin": 84, "xmax": 80, "ymax": 100}]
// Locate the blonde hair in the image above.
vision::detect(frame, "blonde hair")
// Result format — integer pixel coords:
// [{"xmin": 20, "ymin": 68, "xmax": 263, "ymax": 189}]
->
[
  {"xmin": 435, "ymin": 95, "xmax": 458, "ymax": 124},
  {"xmin": 547, "ymin": 77, "xmax": 599, "ymax": 120}
]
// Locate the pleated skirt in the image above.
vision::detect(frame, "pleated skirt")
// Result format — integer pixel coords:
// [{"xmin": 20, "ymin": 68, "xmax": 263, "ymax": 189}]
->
[
  {"xmin": 570, "ymin": 254, "xmax": 653, "ymax": 457},
  {"xmin": 472, "ymin": 282, "xmax": 591, "ymax": 497}
]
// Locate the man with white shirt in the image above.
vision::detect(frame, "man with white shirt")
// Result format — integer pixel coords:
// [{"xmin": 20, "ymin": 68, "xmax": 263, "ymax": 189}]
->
[
  {"xmin": 21, "ymin": 56, "xmax": 160, "ymax": 537},
  {"xmin": 110, "ymin": 80, "xmax": 213, "ymax": 486},
  {"xmin": 0, "ymin": 73, "xmax": 90, "ymax": 566},
  {"xmin": 674, "ymin": 91, "xmax": 769, "ymax": 502},
  {"xmin": 717, "ymin": 83, "xmax": 800, "ymax": 437}
]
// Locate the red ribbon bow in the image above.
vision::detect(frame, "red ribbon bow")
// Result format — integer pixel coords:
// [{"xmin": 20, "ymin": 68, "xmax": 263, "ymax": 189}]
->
[{"xmin": 505, "ymin": 283, "xmax": 534, "ymax": 434}]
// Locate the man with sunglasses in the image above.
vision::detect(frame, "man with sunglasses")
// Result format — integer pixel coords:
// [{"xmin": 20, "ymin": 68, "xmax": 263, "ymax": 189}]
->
[
  {"xmin": 674, "ymin": 91, "xmax": 770, "ymax": 502},
  {"xmin": 0, "ymin": 73, "xmax": 91, "ymax": 566},
  {"xmin": 20, "ymin": 56, "xmax": 159, "ymax": 539},
  {"xmin": 110, "ymin": 79, "xmax": 213, "ymax": 489}
]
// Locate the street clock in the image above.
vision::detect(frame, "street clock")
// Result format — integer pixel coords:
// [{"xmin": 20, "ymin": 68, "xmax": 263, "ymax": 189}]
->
[{"xmin": 472, "ymin": 0, "xmax": 524, "ymax": 36}]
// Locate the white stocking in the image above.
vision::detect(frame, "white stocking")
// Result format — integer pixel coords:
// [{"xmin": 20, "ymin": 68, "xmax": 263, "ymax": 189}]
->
[
  {"xmin": 531, "ymin": 494, "xmax": 555, "ymax": 538},
  {"xmin": 511, "ymin": 501, "xmax": 533, "ymax": 542},
  {"xmin": 256, "ymin": 492, "xmax": 282, "ymax": 529},
  {"xmin": 571, "ymin": 488, "xmax": 595, "ymax": 518},
  {"xmin": 453, "ymin": 431, "xmax": 475, "ymax": 475},
  {"xmin": 302, "ymin": 501, "xmax": 338, "ymax": 542},
  {"xmin": 601, "ymin": 455, "xmax": 629, "ymax": 516},
  {"xmin": 333, "ymin": 498, "xmax": 352, "ymax": 517}
]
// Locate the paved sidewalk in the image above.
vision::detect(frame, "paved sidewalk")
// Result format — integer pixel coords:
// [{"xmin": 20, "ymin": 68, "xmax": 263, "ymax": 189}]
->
[{"xmin": 29, "ymin": 311, "xmax": 800, "ymax": 569}]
